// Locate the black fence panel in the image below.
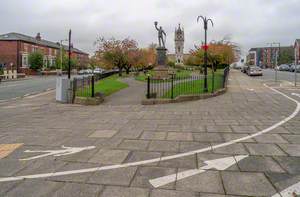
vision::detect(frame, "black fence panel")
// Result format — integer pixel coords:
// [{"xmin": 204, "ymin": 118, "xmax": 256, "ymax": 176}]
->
[
  {"xmin": 72, "ymin": 71, "xmax": 118, "ymax": 101},
  {"xmin": 146, "ymin": 67, "xmax": 229, "ymax": 100}
]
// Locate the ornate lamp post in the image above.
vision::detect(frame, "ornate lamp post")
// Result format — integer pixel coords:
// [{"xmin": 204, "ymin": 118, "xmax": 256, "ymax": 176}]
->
[
  {"xmin": 68, "ymin": 29, "xmax": 72, "ymax": 79},
  {"xmin": 197, "ymin": 16, "xmax": 214, "ymax": 92}
]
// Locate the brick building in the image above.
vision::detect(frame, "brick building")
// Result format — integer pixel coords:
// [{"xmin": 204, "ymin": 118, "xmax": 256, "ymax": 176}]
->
[
  {"xmin": 0, "ymin": 32, "xmax": 89, "ymax": 73},
  {"xmin": 247, "ymin": 46, "xmax": 294, "ymax": 68}
]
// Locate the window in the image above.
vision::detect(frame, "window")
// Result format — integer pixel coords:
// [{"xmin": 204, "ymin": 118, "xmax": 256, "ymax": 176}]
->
[{"xmin": 22, "ymin": 54, "xmax": 28, "ymax": 67}]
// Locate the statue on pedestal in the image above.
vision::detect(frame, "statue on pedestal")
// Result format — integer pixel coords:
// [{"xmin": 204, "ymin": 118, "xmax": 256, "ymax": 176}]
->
[{"xmin": 154, "ymin": 21, "xmax": 166, "ymax": 48}]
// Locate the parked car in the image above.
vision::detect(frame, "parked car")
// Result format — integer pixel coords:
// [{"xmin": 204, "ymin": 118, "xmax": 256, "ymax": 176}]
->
[
  {"xmin": 93, "ymin": 68, "xmax": 104, "ymax": 74},
  {"xmin": 247, "ymin": 66, "xmax": 263, "ymax": 76},
  {"xmin": 296, "ymin": 65, "xmax": 300, "ymax": 73},
  {"xmin": 278, "ymin": 64, "xmax": 290, "ymax": 71},
  {"xmin": 241, "ymin": 65, "xmax": 248, "ymax": 73},
  {"xmin": 78, "ymin": 69, "xmax": 93, "ymax": 75}
]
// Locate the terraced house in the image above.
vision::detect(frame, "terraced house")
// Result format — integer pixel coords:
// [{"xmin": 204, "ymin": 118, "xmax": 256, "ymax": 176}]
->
[{"xmin": 0, "ymin": 32, "xmax": 89, "ymax": 73}]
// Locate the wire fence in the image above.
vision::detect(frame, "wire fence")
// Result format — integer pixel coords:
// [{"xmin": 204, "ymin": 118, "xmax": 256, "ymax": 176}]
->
[{"xmin": 146, "ymin": 67, "xmax": 229, "ymax": 99}]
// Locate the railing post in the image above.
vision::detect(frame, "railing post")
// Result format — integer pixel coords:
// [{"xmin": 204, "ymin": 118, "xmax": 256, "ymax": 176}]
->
[
  {"xmin": 171, "ymin": 74, "xmax": 174, "ymax": 99},
  {"xmin": 91, "ymin": 75, "xmax": 95, "ymax": 97},
  {"xmin": 72, "ymin": 78, "xmax": 77, "ymax": 103},
  {"xmin": 147, "ymin": 75, "xmax": 150, "ymax": 99},
  {"xmin": 212, "ymin": 69, "xmax": 215, "ymax": 93}
]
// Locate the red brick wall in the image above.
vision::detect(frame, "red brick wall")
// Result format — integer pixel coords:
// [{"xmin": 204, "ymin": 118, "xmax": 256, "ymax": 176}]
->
[
  {"xmin": 0, "ymin": 41, "xmax": 18, "ymax": 68},
  {"xmin": 20, "ymin": 42, "xmax": 58, "ymax": 56}
]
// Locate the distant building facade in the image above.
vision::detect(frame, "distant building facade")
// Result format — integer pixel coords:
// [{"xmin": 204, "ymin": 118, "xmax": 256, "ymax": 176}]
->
[
  {"xmin": 247, "ymin": 46, "xmax": 294, "ymax": 68},
  {"xmin": 174, "ymin": 24, "xmax": 184, "ymax": 64},
  {"xmin": 0, "ymin": 32, "xmax": 89, "ymax": 73}
]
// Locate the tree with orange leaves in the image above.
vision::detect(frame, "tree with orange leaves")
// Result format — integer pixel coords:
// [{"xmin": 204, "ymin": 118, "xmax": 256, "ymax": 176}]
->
[{"xmin": 188, "ymin": 38, "xmax": 240, "ymax": 69}]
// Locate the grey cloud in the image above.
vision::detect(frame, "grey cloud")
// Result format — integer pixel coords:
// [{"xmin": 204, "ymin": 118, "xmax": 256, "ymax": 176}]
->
[{"xmin": 0, "ymin": 0, "xmax": 299, "ymax": 57}]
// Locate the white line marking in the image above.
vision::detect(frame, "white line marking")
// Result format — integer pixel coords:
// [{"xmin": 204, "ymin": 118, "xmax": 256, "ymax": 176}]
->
[
  {"xmin": 247, "ymin": 88, "xmax": 254, "ymax": 91},
  {"xmin": 25, "ymin": 90, "xmax": 54, "ymax": 99},
  {"xmin": 292, "ymin": 93, "xmax": 300, "ymax": 98},
  {"xmin": 20, "ymin": 146, "xmax": 96, "ymax": 161},
  {"xmin": 272, "ymin": 181, "xmax": 300, "ymax": 197},
  {"xmin": 0, "ymin": 84, "xmax": 299, "ymax": 182},
  {"xmin": 149, "ymin": 155, "xmax": 248, "ymax": 188}
]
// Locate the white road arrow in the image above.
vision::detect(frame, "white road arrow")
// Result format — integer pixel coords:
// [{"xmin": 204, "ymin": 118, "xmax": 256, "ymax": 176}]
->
[
  {"xmin": 149, "ymin": 155, "xmax": 248, "ymax": 188},
  {"xmin": 292, "ymin": 93, "xmax": 300, "ymax": 98},
  {"xmin": 272, "ymin": 181, "xmax": 300, "ymax": 197},
  {"xmin": 20, "ymin": 145, "xmax": 95, "ymax": 161}
]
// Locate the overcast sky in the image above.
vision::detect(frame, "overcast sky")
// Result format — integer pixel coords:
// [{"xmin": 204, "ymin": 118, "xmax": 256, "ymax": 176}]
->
[{"xmin": 1, "ymin": 0, "xmax": 300, "ymax": 57}]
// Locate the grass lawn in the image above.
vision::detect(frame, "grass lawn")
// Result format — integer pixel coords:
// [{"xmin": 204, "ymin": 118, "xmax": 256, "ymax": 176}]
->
[
  {"xmin": 162, "ymin": 72, "xmax": 224, "ymax": 99},
  {"xmin": 76, "ymin": 75, "xmax": 128, "ymax": 97},
  {"xmin": 135, "ymin": 69, "xmax": 192, "ymax": 82}
]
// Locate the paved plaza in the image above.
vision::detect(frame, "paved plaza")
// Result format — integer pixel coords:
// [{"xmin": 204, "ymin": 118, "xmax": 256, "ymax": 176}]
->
[{"xmin": 0, "ymin": 70, "xmax": 299, "ymax": 196}]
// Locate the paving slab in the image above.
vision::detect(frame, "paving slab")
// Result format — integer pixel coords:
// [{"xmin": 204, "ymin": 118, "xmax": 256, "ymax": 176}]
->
[
  {"xmin": 193, "ymin": 133, "xmax": 224, "ymax": 143},
  {"xmin": 253, "ymin": 134, "xmax": 288, "ymax": 143},
  {"xmin": 212, "ymin": 143, "xmax": 249, "ymax": 155},
  {"xmin": 176, "ymin": 170, "xmax": 224, "ymax": 193},
  {"xmin": 101, "ymin": 186, "xmax": 149, "ymax": 197},
  {"xmin": 140, "ymin": 131, "xmax": 167, "ymax": 140},
  {"xmin": 281, "ymin": 134, "xmax": 300, "ymax": 144},
  {"xmin": 167, "ymin": 132, "xmax": 193, "ymax": 141},
  {"xmin": 179, "ymin": 142, "xmax": 211, "ymax": 153},
  {"xmin": 148, "ymin": 141, "xmax": 179, "ymax": 152},
  {"xmin": 206, "ymin": 125, "xmax": 233, "ymax": 133},
  {"xmin": 131, "ymin": 166, "xmax": 176, "ymax": 189},
  {"xmin": 150, "ymin": 189, "xmax": 198, "ymax": 197},
  {"xmin": 277, "ymin": 143, "xmax": 300, "ymax": 156},
  {"xmin": 48, "ymin": 182, "xmax": 103, "ymax": 197},
  {"xmin": 159, "ymin": 153, "xmax": 197, "ymax": 169},
  {"xmin": 245, "ymin": 143, "xmax": 287, "ymax": 156},
  {"xmin": 88, "ymin": 130, "xmax": 118, "ymax": 138},
  {"xmin": 237, "ymin": 156, "xmax": 284, "ymax": 173},
  {"xmin": 87, "ymin": 167, "xmax": 137, "ymax": 186},
  {"xmin": 221, "ymin": 171, "xmax": 277, "ymax": 196},
  {"xmin": 6, "ymin": 180, "xmax": 63, "ymax": 197},
  {"xmin": 273, "ymin": 156, "xmax": 300, "ymax": 174},
  {"xmin": 265, "ymin": 172, "xmax": 300, "ymax": 192},
  {"xmin": 125, "ymin": 151, "xmax": 161, "ymax": 166},
  {"xmin": 118, "ymin": 139, "xmax": 149, "ymax": 150},
  {"xmin": 88, "ymin": 149, "xmax": 130, "ymax": 164}
]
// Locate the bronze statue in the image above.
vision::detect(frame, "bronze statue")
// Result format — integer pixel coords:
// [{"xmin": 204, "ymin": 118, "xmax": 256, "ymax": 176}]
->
[{"xmin": 154, "ymin": 21, "xmax": 166, "ymax": 48}]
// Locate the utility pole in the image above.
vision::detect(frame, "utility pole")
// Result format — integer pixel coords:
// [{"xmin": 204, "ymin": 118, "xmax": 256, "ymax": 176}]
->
[{"xmin": 197, "ymin": 15, "xmax": 214, "ymax": 93}]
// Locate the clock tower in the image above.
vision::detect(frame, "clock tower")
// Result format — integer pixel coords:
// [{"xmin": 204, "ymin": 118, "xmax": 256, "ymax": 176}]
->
[{"xmin": 175, "ymin": 24, "xmax": 184, "ymax": 64}]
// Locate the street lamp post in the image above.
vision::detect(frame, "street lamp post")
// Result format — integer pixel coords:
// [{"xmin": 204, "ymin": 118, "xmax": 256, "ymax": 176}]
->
[
  {"xmin": 294, "ymin": 46, "xmax": 298, "ymax": 86},
  {"xmin": 197, "ymin": 15, "xmax": 213, "ymax": 93},
  {"xmin": 273, "ymin": 42, "xmax": 280, "ymax": 83},
  {"xmin": 68, "ymin": 30, "xmax": 72, "ymax": 79},
  {"xmin": 60, "ymin": 39, "xmax": 68, "ymax": 72}
]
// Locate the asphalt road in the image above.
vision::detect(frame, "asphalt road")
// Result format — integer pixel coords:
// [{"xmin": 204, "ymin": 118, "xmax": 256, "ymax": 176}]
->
[
  {"xmin": 261, "ymin": 69, "xmax": 300, "ymax": 84},
  {"xmin": 0, "ymin": 76, "xmax": 57, "ymax": 101}
]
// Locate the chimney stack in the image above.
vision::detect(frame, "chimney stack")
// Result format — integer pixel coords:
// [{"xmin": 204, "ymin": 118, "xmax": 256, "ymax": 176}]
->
[{"xmin": 36, "ymin": 33, "xmax": 41, "ymax": 41}]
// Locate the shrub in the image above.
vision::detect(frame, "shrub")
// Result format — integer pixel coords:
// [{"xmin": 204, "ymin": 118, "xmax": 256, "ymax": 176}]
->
[
  {"xmin": 167, "ymin": 61, "xmax": 175, "ymax": 68},
  {"xmin": 29, "ymin": 52, "xmax": 44, "ymax": 70}
]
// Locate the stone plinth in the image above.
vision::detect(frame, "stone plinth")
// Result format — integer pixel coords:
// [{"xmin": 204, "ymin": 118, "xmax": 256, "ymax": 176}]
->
[{"xmin": 153, "ymin": 47, "xmax": 169, "ymax": 79}]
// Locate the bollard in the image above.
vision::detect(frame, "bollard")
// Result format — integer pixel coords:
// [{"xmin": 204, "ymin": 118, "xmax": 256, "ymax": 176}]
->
[
  {"xmin": 147, "ymin": 76, "xmax": 150, "ymax": 99},
  {"xmin": 91, "ymin": 75, "xmax": 95, "ymax": 97}
]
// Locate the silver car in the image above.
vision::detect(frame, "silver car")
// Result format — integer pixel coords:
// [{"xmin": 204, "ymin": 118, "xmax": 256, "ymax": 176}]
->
[{"xmin": 247, "ymin": 66, "xmax": 263, "ymax": 76}]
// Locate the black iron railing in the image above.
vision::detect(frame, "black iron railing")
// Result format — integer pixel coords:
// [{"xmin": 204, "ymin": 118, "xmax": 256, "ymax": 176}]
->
[
  {"xmin": 146, "ymin": 67, "xmax": 229, "ymax": 99},
  {"xmin": 73, "ymin": 71, "xmax": 118, "ymax": 101}
]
